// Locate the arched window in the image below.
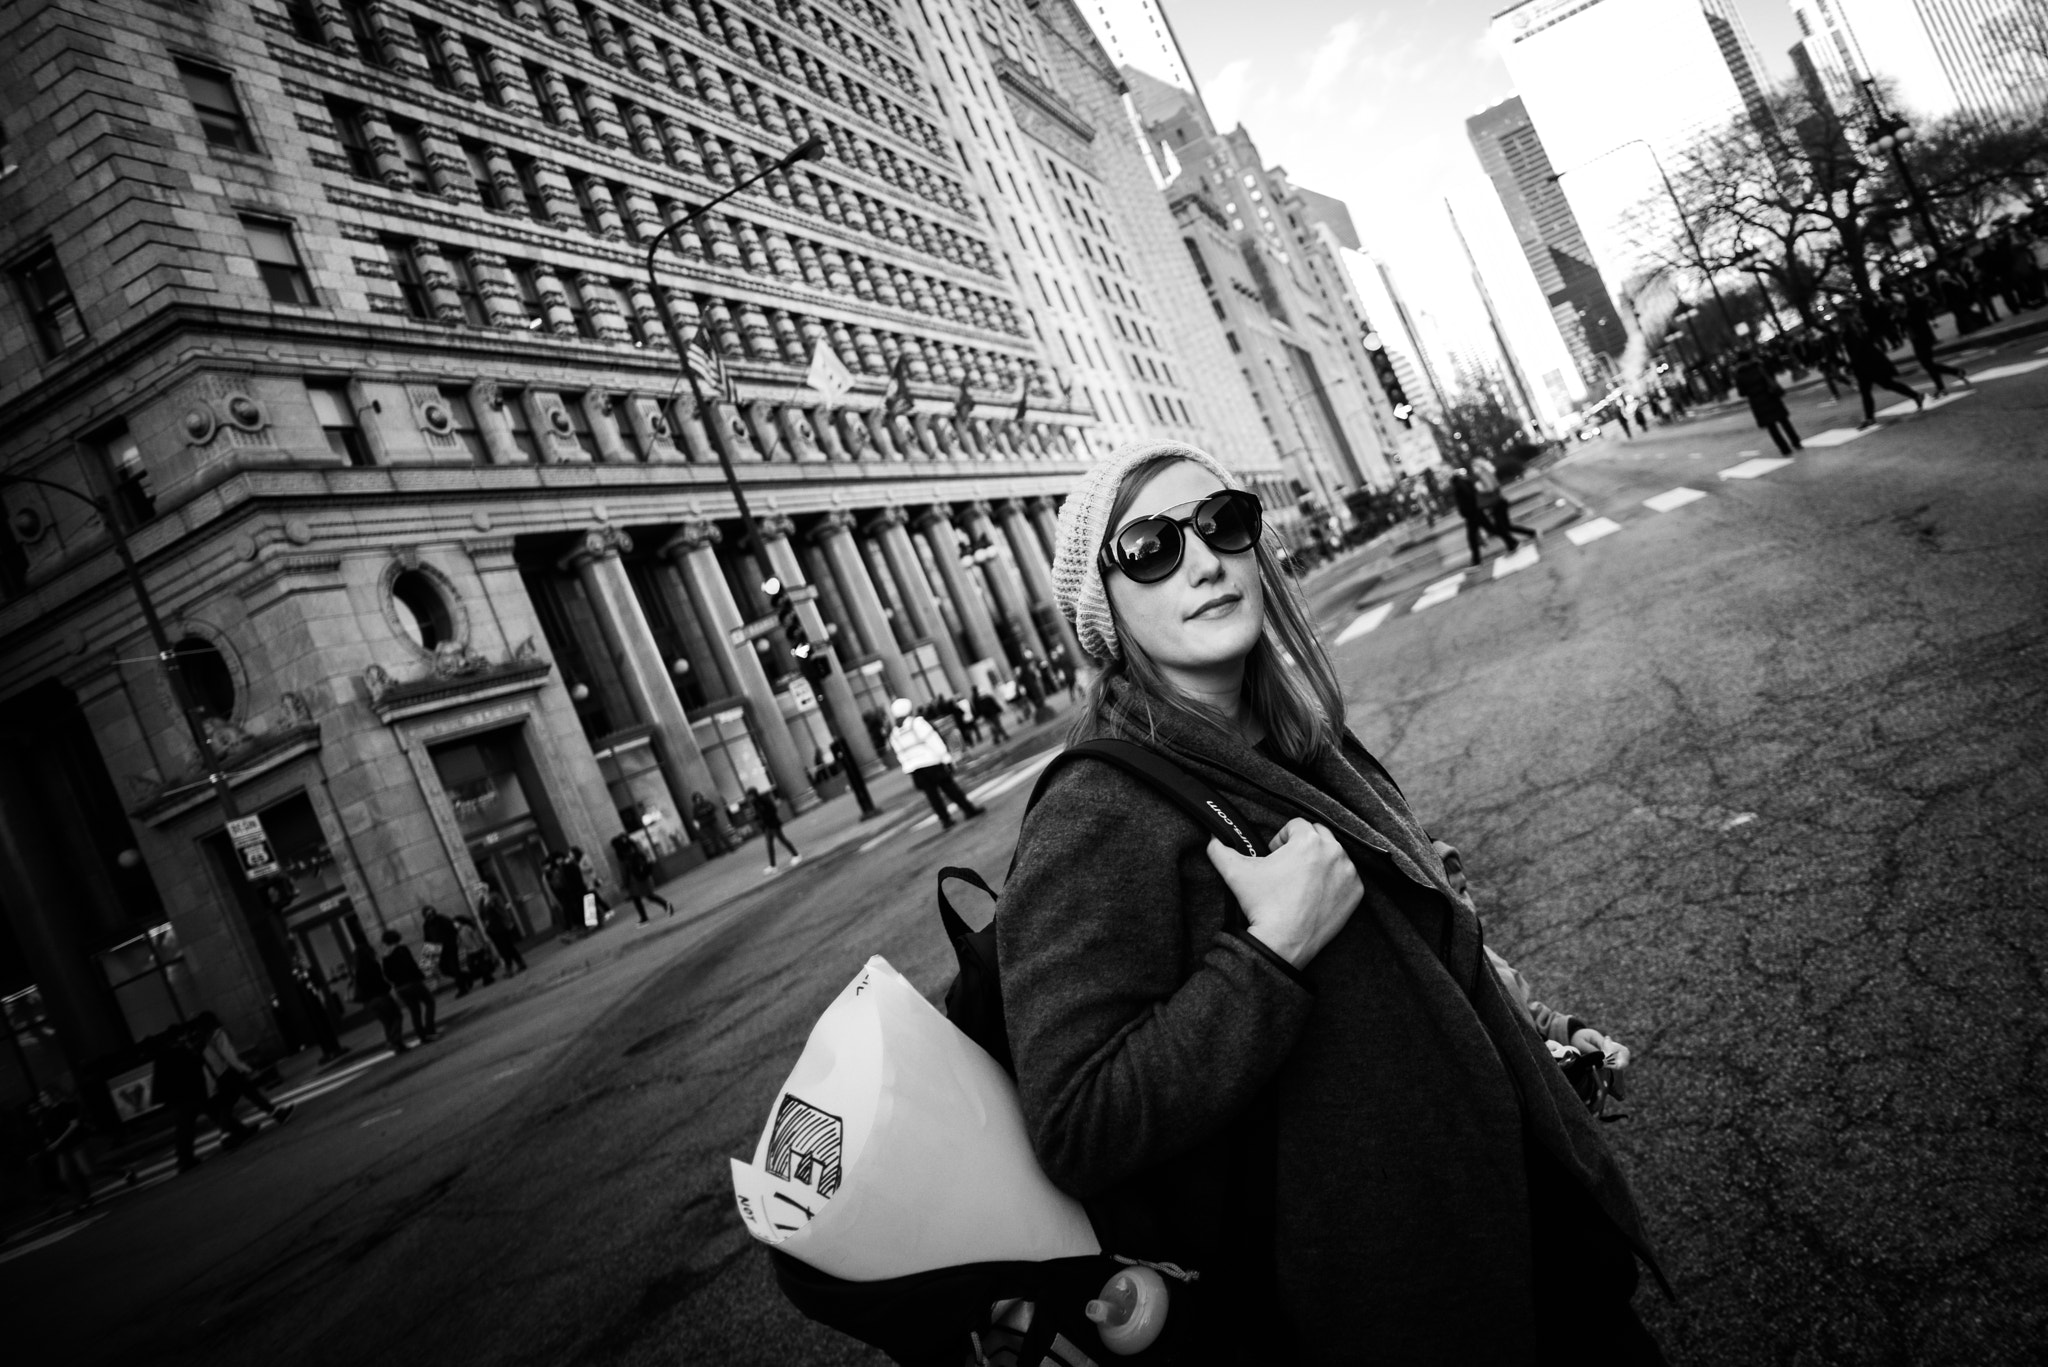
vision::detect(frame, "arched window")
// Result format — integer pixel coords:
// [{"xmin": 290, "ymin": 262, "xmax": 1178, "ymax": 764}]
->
[
  {"xmin": 391, "ymin": 570, "xmax": 454, "ymax": 649},
  {"xmin": 176, "ymin": 637, "xmax": 236, "ymax": 718}
]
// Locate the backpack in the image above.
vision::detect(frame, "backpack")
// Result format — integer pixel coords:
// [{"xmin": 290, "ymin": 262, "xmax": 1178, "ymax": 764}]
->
[{"xmin": 769, "ymin": 738, "xmax": 1267, "ymax": 1367}]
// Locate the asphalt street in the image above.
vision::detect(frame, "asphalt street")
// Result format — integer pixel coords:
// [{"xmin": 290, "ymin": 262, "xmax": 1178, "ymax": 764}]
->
[{"xmin": 10, "ymin": 333, "xmax": 2047, "ymax": 1366}]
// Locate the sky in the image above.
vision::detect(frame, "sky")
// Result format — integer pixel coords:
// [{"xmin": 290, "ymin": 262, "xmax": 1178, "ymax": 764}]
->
[{"xmin": 1155, "ymin": 0, "xmax": 1802, "ymax": 409}]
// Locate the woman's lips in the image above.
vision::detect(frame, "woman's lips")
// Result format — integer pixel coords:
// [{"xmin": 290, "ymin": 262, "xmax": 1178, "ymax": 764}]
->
[{"xmin": 1188, "ymin": 592, "xmax": 1241, "ymax": 620}]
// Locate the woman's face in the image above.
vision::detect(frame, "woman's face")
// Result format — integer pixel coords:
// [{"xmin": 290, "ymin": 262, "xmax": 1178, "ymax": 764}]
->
[{"xmin": 1103, "ymin": 460, "xmax": 1264, "ymax": 688}]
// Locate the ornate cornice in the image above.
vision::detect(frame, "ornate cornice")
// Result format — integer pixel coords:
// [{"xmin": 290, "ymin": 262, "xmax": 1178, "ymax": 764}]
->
[
  {"xmin": 561, "ymin": 522, "xmax": 635, "ymax": 568},
  {"xmin": 806, "ymin": 507, "xmax": 858, "ymax": 542},
  {"xmin": 662, "ymin": 517, "xmax": 723, "ymax": 555}
]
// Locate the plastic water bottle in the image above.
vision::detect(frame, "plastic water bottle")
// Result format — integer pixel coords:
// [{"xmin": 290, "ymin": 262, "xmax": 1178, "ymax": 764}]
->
[{"xmin": 1085, "ymin": 1264, "xmax": 1168, "ymax": 1355}]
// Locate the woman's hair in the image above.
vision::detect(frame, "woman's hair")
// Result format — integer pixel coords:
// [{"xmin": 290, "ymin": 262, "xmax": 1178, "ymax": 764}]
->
[{"xmin": 1075, "ymin": 453, "xmax": 1346, "ymax": 762}]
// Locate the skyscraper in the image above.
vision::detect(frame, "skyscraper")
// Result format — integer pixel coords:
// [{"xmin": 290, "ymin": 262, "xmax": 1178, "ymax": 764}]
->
[
  {"xmin": 1467, "ymin": 96, "xmax": 1627, "ymax": 393},
  {"xmin": 1491, "ymin": 0, "xmax": 1773, "ymax": 287},
  {"xmin": 1072, "ymin": 0, "xmax": 1199, "ymax": 94},
  {"xmin": 1790, "ymin": 0, "xmax": 2042, "ymax": 122}
]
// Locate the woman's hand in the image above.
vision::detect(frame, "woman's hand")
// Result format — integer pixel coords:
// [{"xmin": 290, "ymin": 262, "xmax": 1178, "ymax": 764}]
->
[
  {"xmin": 1206, "ymin": 818, "xmax": 1364, "ymax": 969},
  {"xmin": 1570, "ymin": 1027, "xmax": 1630, "ymax": 1071}
]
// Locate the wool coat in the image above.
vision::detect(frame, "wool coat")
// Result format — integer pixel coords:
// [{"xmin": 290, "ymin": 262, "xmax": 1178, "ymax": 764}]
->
[{"xmin": 996, "ymin": 680, "xmax": 1659, "ymax": 1364}]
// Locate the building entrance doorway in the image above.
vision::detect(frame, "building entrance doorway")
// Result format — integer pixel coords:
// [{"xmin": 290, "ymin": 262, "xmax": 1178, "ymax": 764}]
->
[{"xmin": 467, "ymin": 824, "xmax": 553, "ymax": 938}]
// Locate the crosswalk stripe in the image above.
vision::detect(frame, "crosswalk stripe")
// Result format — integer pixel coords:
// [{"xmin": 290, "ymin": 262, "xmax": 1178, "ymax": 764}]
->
[
  {"xmin": 1719, "ymin": 457, "xmax": 1794, "ymax": 480},
  {"xmin": 1566, "ymin": 517, "xmax": 1621, "ymax": 546},
  {"xmin": 1492, "ymin": 544, "xmax": 1540, "ymax": 579},
  {"xmin": 1334, "ymin": 602, "xmax": 1395, "ymax": 644},
  {"xmin": 1969, "ymin": 359, "xmax": 2048, "ymax": 381},
  {"xmin": 1644, "ymin": 487, "xmax": 1707, "ymax": 512},
  {"xmin": 1802, "ymin": 426, "xmax": 1872, "ymax": 447},
  {"xmin": 1876, "ymin": 391, "xmax": 1972, "ymax": 419}
]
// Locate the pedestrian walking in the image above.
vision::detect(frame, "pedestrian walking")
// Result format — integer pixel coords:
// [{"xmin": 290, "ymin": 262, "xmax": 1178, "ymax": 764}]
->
[
  {"xmin": 380, "ymin": 929, "xmax": 438, "ymax": 1042},
  {"xmin": 1471, "ymin": 455, "xmax": 1537, "ymax": 549},
  {"xmin": 456, "ymin": 915, "xmax": 497, "ymax": 984},
  {"xmin": 831, "ymin": 736, "xmax": 879, "ymax": 818},
  {"xmin": 1841, "ymin": 314, "xmax": 1923, "ymax": 426},
  {"xmin": 571, "ymin": 847, "xmax": 610, "ymax": 922},
  {"xmin": 351, "ymin": 940, "xmax": 409, "ymax": 1055},
  {"xmin": 1898, "ymin": 290, "xmax": 1971, "ymax": 397},
  {"xmin": 970, "ymin": 686, "xmax": 1010, "ymax": 744},
  {"xmin": 150, "ymin": 1025, "xmax": 252, "ymax": 1171},
  {"xmin": 951, "ymin": 695, "xmax": 982, "ymax": 748},
  {"xmin": 749, "ymin": 788, "xmax": 801, "ymax": 872},
  {"xmin": 420, "ymin": 905, "xmax": 469, "ymax": 996},
  {"xmin": 1448, "ymin": 468, "xmax": 1515, "ymax": 567},
  {"xmin": 193, "ymin": 1012, "xmax": 295, "ymax": 1130},
  {"xmin": 690, "ymin": 791, "xmax": 729, "ymax": 857},
  {"xmin": 477, "ymin": 883, "xmax": 527, "ymax": 973},
  {"xmin": 886, "ymin": 697, "xmax": 982, "ymax": 827},
  {"xmin": 287, "ymin": 952, "xmax": 346, "ymax": 1062},
  {"xmin": 612, "ymin": 828, "xmax": 675, "ymax": 920},
  {"xmin": 27, "ymin": 1089, "xmax": 102, "ymax": 1210},
  {"xmin": 1733, "ymin": 349, "xmax": 1803, "ymax": 455},
  {"xmin": 1011, "ymin": 440, "xmax": 1663, "ymax": 1362}
]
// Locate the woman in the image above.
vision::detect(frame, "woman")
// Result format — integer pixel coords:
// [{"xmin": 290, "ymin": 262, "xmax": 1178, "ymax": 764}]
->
[
  {"xmin": 998, "ymin": 441, "xmax": 1664, "ymax": 1363},
  {"xmin": 1733, "ymin": 348, "xmax": 1802, "ymax": 455}
]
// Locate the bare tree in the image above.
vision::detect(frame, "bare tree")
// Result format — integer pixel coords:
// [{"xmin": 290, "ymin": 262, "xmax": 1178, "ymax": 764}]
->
[{"xmin": 1981, "ymin": 1, "xmax": 2048, "ymax": 104}]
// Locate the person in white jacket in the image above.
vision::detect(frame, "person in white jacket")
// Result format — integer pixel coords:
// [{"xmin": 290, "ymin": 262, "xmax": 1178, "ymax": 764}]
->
[{"xmin": 886, "ymin": 697, "xmax": 983, "ymax": 828}]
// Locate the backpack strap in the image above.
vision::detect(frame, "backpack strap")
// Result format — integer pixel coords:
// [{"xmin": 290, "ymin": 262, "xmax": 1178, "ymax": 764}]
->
[{"xmin": 1020, "ymin": 738, "xmax": 1263, "ymax": 858}]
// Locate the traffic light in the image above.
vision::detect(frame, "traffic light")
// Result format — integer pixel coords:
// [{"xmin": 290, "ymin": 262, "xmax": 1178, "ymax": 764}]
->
[
  {"xmin": 1361, "ymin": 330, "xmax": 1413, "ymax": 428},
  {"xmin": 762, "ymin": 577, "xmax": 834, "ymax": 683}
]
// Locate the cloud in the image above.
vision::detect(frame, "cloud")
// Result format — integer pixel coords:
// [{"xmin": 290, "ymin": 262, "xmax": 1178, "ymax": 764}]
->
[
  {"xmin": 1296, "ymin": 19, "xmax": 1364, "ymax": 109},
  {"xmin": 1204, "ymin": 58, "xmax": 1253, "ymax": 129}
]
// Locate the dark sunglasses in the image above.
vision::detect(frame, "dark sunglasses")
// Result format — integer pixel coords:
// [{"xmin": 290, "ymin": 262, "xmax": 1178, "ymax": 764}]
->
[{"xmin": 1099, "ymin": 489, "xmax": 1264, "ymax": 585}]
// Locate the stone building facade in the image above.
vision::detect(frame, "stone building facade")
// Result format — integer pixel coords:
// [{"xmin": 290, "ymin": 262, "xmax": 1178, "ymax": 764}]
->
[{"xmin": 0, "ymin": 0, "xmax": 1137, "ymax": 1111}]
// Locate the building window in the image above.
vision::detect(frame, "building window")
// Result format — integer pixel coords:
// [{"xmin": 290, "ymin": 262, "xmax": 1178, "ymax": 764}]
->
[
  {"xmin": 560, "ymin": 275, "xmax": 597, "ymax": 338},
  {"xmin": 308, "ymin": 382, "xmax": 373, "ymax": 464},
  {"xmin": 510, "ymin": 262, "xmax": 548, "ymax": 329},
  {"xmin": 88, "ymin": 421, "xmax": 155, "ymax": 528},
  {"xmin": 439, "ymin": 387, "xmax": 488, "ymax": 461},
  {"xmin": 462, "ymin": 142, "xmax": 502, "ymax": 210},
  {"xmin": 511, "ymin": 155, "xmax": 550, "ymax": 219},
  {"xmin": 176, "ymin": 63, "xmax": 259, "ymax": 154},
  {"xmin": 414, "ymin": 19, "xmax": 457, "ymax": 91},
  {"xmin": 498, "ymin": 387, "xmax": 539, "ymax": 460},
  {"xmin": 524, "ymin": 62, "xmax": 558, "ymax": 121},
  {"xmin": 175, "ymin": 636, "xmax": 237, "ymax": 717},
  {"xmin": 565, "ymin": 79, "xmax": 603, "ymax": 139},
  {"xmin": 391, "ymin": 570, "xmax": 455, "ymax": 649},
  {"xmin": 12, "ymin": 245, "xmax": 88, "ymax": 359},
  {"xmin": 466, "ymin": 39, "xmax": 504, "ymax": 104},
  {"xmin": 447, "ymin": 253, "xmax": 488, "ymax": 325},
  {"xmin": 339, "ymin": 0, "xmax": 385, "ymax": 66},
  {"xmin": 1226, "ymin": 331, "xmax": 1241, "ymax": 353},
  {"xmin": 383, "ymin": 239, "xmax": 432, "ymax": 319},
  {"xmin": 97, "ymin": 924, "xmax": 202, "ymax": 1045},
  {"xmin": 573, "ymin": 175, "xmax": 608, "ymax": 235},
  {"xmin": 241, "ymin": 217, "xmax": 316, "ymax": 304},
  {"xmin": 285, "ymin": 0, "xmax": 328, "ymax": 44},
  {"xmin": 326, "ymin": 99, "xmax": 376, "ymax": 178},
  {"xmin": 389, "ymin": 119, "xmax": 434, "ymax": 192}
]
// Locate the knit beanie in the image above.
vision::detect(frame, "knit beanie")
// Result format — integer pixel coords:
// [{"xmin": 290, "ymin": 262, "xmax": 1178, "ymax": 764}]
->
[{"xmin": 1051, "ymin": 440, "xmax": 1242, "ymax": 663}]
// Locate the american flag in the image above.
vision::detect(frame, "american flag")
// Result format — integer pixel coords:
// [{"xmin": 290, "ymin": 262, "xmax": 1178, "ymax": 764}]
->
[
  {"xmin": 882, "ymin": 357, "xmax": 914, "ymax": 421},
  {"xmin": 685, "ymin": 333, "xmax": 738, "ymax": 406}
]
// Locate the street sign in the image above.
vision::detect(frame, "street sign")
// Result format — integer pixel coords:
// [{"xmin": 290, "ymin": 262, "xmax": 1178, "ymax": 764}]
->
[
  {"xmin": 787, "ymin": 677, "xmax": 817, "ymax": 707},
  {"xmin": 728, "ymin": 616, "xmax": 778, "ymax": 647},
  {"xmin": 227, "ymin": 814, "xmax": 280, "ymax": 881}
]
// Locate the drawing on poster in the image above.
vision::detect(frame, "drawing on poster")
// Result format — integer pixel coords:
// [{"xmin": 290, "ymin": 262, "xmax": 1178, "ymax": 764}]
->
[{"xmin": 765, "ymin": 1094, "xmax": 844, "ymax": 1200}]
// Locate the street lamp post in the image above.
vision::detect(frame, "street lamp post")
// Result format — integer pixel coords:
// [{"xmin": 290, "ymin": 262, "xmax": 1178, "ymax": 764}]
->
[{"xmin": 640, "ymin": 134, "xmax": 825, "ymax": 571}]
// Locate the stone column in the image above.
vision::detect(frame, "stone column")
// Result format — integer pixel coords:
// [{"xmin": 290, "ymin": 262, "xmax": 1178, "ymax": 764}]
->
[
  {"xmin": 959, "ymin": 501, "xmax": 1048, "ymax": 660},
  {"xmin": 915, "ymin": 506, "xmax": 1010, "ymax": 680},
  {"xmin": 757, "ymin": 514, "xmax": 880, "ymax": 773},
  {"xmin": 662, "ymin": 520, "xmax": 815, "ymax": 810},
  {"xmin": 996, "ymin": 498, "xmax": 1082, "ymax": 665},
  {"xmin": 811, "ymin": 510, "xmax": 915, "ymax": 705},
  {"xmin": 561, "ymin": 524, "xmax": 728, "ymax": 833},
  {"xmin": 865, "ymin": 508, "xmax": 968, "ymax": 692},
  {"xmin": 1024, "ymin": 495, "xmax": 1062, "ymax": 565}
]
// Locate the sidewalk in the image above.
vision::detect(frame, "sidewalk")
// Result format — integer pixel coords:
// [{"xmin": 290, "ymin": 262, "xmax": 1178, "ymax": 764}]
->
[{"xmin": 0, "ymin": 698, "xmax": 1086, "ymax": 1252}]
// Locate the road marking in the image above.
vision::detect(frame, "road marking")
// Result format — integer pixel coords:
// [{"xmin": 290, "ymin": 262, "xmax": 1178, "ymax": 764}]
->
[
  {"xmin": 1566, "ymin": 517, "xmax": 1622, "ymax": 546},
  {"xmin": 1686, "ymin": 451, "xmax": 1703, "ymax": 459},
  {"xmin": 1737, "ymin": 449, "xmax": 1760, "ymax": 456},
  {"xmin": 2036, "ymin": 343, "xmax": 2048, "ymax": 355},
  {"xmin": 1719, "ymin": 457, "xmax": 1794, "ymax": 480},
  {"xmin": 968, "ymin": 751, "xmax": 1060, "ymax": 805},
  {"xmin": 1410, "ymin": 572, "xmax": 1464, "ymax": 613},
  {"xmin": 1876, "ymin": 391, "xmax": 1972, "ymax": 418},
  {"xmin": 1643, "ymin": 487, "xmax": 1707, "ymax": 512},
  {"xmin": 1492, "ymin": 544, "xmax": 1540, "ymax": 578},
  {"xmin": 1969, "ymin": 359, "xmax": 2048, "ymax": 381},
  {"xmin": 0, "ymin": 1213, "xmax": 106, "ymax": 1267},
  {"xmin": 1334, "ymin": 602, "xmax": 1395, "ymax": 643},
  {"xmin": 855, "ymin": 823, "xmax": 911, "ymax": 853},
  {"xmin": 1802, "ymin": 426, "xmax": 1872, "ymax": 447},
  {"xmin": 491, "ymin": 1064, "xmax": 529, "ymax": 1081},
  {"xmin": 358, "ymin": 1108, "xmax": 404, "ymax": 1129}
]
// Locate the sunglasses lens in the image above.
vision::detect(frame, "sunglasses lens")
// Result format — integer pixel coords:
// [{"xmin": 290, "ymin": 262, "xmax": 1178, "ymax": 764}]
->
[
  {"xmin": 1196, "ymin": 491, "xmax": 1260, "ymax": 553},
  {"xmin": 1115, "ymin": 519, "xmax": 1182, "ymax": 584}
]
